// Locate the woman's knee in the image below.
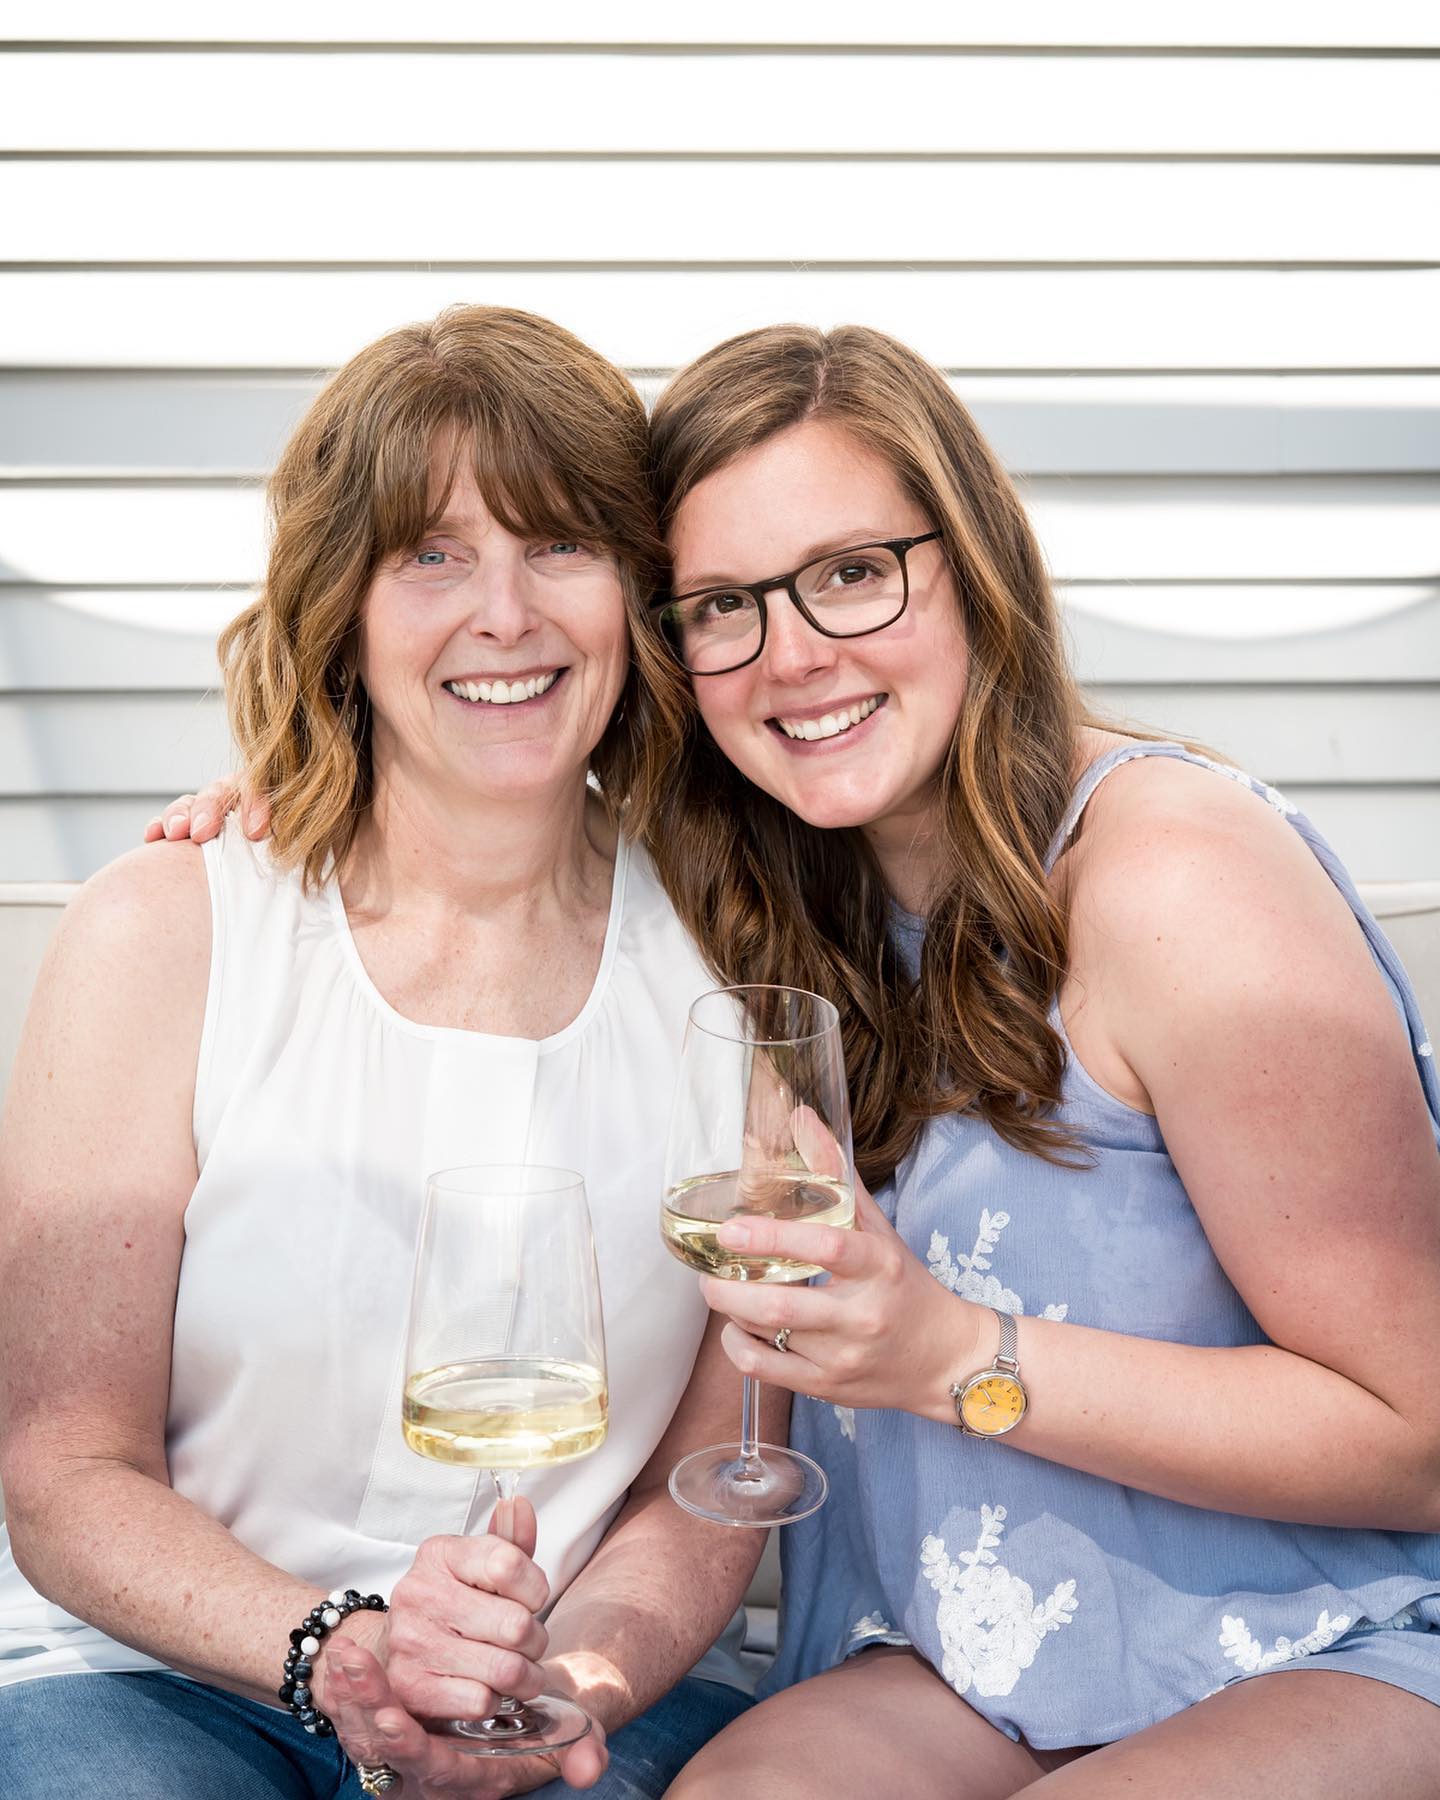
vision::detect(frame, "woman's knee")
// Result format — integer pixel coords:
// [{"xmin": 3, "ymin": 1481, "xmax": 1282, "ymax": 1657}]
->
[{"xmin": 663, "ymin": 1697, "xmax": 833, "ymax": 1800}]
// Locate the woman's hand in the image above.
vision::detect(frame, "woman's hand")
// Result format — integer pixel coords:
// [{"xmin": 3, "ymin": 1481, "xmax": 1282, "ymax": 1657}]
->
[
  {"xmin": 699, "ymin": 1180, "xmax": 981, "ymax": 1417},
  {"xmin": 321, "ymin": 1644, "xmax": 608, "ymax": 1798},
  {"xmin": 143, "ymin": 778, "xmax": 268, "ymax": 844},
  {"xmin": 336, "ymin": 1503, "xmax": 555, "ymax": 1729},
  {"xmin": 312, "ymin": 1499, "xmax": 611, "ymax": 1795}
]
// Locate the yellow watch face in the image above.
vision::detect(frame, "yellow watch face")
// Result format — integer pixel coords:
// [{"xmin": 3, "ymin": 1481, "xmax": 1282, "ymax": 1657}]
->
[{"xmin": 959, "ymin": 1373, "xmax": 1026, "ymax": 1436}]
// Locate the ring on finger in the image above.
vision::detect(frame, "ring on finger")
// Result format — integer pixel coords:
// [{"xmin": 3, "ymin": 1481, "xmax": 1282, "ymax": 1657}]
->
[
  {"xmin": 773, "ymin": 1327, "xmax": 792, "ymax": 1353},
  {"xmin": 357, "ymin": 1763, "xmax": 402, "ymax": 1795}
]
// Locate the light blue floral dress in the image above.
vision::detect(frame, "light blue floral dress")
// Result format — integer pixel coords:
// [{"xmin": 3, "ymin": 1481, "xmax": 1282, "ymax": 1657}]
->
[{"xmin": 763, "ymin": 743, "xmax": 1440, "ymax": 1748}]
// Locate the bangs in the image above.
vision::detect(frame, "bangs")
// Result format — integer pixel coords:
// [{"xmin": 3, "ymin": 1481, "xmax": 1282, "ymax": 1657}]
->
[{"xmin": 366, "ymin": 393, "xmax": 624, "ymax": 564}]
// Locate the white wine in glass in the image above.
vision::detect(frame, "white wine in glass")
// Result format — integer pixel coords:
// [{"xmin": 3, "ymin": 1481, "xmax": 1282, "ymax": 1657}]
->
[
  {"xmin": 661, "ymin": 985, "xmax": 855, "ymax": 1527},
  {"xmin": 403, "ymin": 1165, "xmax": 608, "ymax": 1755}
]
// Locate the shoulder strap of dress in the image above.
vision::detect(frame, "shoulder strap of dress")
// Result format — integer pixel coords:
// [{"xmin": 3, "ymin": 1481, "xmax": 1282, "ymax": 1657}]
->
[{"xmin": 1042, "ymin": 742, "xmax": 1191, "ymax": 873}]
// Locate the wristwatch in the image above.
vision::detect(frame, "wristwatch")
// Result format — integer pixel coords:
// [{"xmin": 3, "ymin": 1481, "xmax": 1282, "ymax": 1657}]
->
[{"xmin": 949, "ymin": 1307, "xmax": 1028, "ymax": 1438}]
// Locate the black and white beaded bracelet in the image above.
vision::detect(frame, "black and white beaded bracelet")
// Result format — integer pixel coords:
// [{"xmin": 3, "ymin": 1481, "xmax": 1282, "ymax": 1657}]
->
[{"xmin": 279, "ymin": 1587, "xmax": 389, "ymax": 1736}]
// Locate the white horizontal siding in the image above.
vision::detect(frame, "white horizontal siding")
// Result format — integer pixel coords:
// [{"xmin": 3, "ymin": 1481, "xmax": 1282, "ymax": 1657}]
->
[
  {"xmin": 0, "ymin": 693, "xmax": 230, "ymax": 795},
  {"xmin": 1064, "ymin": 587, "xmax": 1440, "ymax": 654},
  {"xmin": 12, "ymin": 162, "xmax": 1437, "ymax": 263},
  {"xmin": 1086, "ymin": 686, "xmax": 1440, "ymax": 783},
  {"xmin": 0, "ymin": 591, "xmax": 227, "ymax": 689},
  {"xmin": 14, "ymin": 2, "xmax": 1440, "ymax": 49},
  {"xmin": 5, "ymin": 53, "xmax": 1437, "ymax": 152},
  {"xmin": 6, "ymin": 270, "xmax": 1435, "ymax": 370},
  {"xmin": 1, "ymin": 19, "xmax": 1436, "ymax": 885}
]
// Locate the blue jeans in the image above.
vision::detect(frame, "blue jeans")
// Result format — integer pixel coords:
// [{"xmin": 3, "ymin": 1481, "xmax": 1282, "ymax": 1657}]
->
[{"xmin": 0, "ymin": 1669, "xmax": 752, "ymax": 1798}]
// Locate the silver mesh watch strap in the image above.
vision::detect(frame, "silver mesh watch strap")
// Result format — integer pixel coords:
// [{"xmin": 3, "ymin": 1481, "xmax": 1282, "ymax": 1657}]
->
[{"xmin": 991, "ymin": 1307, "xmax": 1020, "ymax": 1374}]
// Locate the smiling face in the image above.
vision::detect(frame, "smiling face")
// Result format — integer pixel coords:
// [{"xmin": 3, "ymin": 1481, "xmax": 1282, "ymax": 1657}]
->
[
  {"xmin": 359, "ymin": 448, "xmax": 629, "ymax": 813},
  {"xmin": 667, "ymin": 419, "xmax": 968, "ymax": 854}
]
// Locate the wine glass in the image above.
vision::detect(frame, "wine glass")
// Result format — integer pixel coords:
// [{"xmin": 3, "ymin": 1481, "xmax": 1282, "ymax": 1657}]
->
[
  {"xmin": 660, "ymin": 984, "xmax": 855, "ymax": 1527},
  {"xmin": 402, "ymin": 1165, "xmax": 608, "ymax": 1755}
]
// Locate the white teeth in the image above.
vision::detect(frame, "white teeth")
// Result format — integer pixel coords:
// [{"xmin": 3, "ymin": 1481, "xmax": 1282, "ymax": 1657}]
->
[
  {"xmin": 446, "ymin": 671, "xmax": 560, "ymax": 705},
  {"xmin": 776, "ymin": 695, "xmax": 882, "ymax": 741}
]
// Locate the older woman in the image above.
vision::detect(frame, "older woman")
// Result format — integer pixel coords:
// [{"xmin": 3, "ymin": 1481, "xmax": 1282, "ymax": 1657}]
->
[{"xmin": 0, "ymin": 307, "xmax": 763, "ymax": 1800}]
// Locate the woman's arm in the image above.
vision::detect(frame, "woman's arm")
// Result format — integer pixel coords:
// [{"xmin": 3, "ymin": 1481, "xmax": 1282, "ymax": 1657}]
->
[
  {"xmin": 0, "ymin": 846, "xmax": 548, "ymax": 1721},
  {"xmin": 0, "ymin": 845, "xmax": 333, "ymax": 1703},
  {"xmin": 537, "ymin": 1311, "xmax": 776, "ymax": 1732},
  {"xmin": 701, "ymin": 761, "xmax": 1440, "ymax": 1531}
]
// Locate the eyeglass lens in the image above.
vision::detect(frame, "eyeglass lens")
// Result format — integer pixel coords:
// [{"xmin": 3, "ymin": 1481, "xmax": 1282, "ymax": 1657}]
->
[{"xmin": 666, "ymin": 544, "xmax": 908, "ymax": 675}]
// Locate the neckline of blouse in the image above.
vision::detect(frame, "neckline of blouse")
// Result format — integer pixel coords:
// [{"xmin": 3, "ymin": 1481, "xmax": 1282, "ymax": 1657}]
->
[{"xmin": 322, "ymin": 833, "xmax": 633, "ymax": 1053}]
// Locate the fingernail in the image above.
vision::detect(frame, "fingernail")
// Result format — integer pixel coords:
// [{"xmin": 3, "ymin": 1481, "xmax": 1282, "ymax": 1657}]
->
[
  {"xmin": 164, "ymin": 814, "xmax": 186, "ymax": 838},
  {"xmin": 340, "ymin": 1658, "xmax": 365, "ymax": 1679},
  {"xmin": 191, "ymin": 810, "xmax": 211, "ymax": 834},
  {"xmin": 378, "ymin": 1719, "xmax": 405, "ymax": 1740},
  {"xmin": 717, "ymin": 1221, "xmax": 752, "ymax": 1247}
]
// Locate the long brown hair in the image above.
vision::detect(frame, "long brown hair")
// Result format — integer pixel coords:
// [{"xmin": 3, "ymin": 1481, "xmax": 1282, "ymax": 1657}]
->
[
  {"xmin": 219, "ymin": 304, "xmax": 671, "ymax": 887},
  {"xmin": 640, "ymin": 324, "xmax": 1092, "ymax": 1188}
]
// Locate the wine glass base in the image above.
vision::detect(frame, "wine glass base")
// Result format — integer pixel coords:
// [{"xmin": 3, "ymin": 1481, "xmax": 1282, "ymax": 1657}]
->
[
  {"xmin": 669, "ymin": 1440, "xmax": 828, "ymax": 1527},
  {"xmin": 434, "ymin": 1694, "xmax": 592, "ymax": 1757}
]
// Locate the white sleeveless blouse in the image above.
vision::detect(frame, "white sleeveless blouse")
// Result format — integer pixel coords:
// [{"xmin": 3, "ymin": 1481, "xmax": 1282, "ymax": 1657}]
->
[{"xmin": 0, "ymin": 822, "xmax": 745, "ymax": 1689}]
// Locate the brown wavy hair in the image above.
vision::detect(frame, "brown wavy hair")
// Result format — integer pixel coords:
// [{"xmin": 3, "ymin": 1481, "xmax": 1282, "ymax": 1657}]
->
[
  {"xmin": 219, "ymin": 304, "xmax": 671, "ymax": 887},
  {"xmin": 640, "ymin": 324, "xmax": 1096, "ymax": 1188}
]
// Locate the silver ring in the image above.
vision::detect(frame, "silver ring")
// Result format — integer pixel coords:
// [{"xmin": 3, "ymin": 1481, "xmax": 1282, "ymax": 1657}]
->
[
  {"xmin": 357, "ymin": 1764, "xmax": 402, "ymax": 1795},
  {"xmin": 773, "ymin": 1327, "xmax": 792, "ymax": 1353}
]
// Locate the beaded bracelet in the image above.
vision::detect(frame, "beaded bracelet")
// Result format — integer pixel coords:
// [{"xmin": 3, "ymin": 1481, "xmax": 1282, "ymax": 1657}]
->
[{"xmin": 280, "ymin": 1587, "xmax": 389, "ymax": 1735}]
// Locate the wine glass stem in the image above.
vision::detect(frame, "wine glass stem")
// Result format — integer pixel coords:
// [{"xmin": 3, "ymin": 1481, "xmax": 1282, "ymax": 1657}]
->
[
  {"xmin": 738, "ymin": 1376, "xmax": 765, "ymax": 1479},
  {"xmin": 488, "ymin": 1470, "xmax": 526, "ymax": 1720}
]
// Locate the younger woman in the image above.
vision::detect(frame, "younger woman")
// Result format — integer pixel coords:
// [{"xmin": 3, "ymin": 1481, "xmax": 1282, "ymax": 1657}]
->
[{"xmin": 643, "ymin": 325, "xmax": 1440, "ymax": 1798}]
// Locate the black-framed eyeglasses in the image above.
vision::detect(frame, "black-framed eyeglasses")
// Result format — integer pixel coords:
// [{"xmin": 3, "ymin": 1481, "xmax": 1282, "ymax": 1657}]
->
[{"xmin": 649, "ymin": 531, "xmax": 942, "ymax": 676}]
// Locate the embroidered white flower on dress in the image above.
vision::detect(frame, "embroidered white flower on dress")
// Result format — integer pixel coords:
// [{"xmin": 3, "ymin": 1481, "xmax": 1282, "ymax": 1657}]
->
[
  {"xmin": 1218, "ymin": 1608, "xmax": 1352, "ymax": 1674},
  {"xmin": 833, "ymin": 1405, "xmax": 857, "ymax": 1441},
  {"xmin": 927, "ymin": 1212, "xmax": 1068, "ymax": 1321},
  {"xmin": 920, "ymin": 1504, "xmax": 1078, "ymax": 1698}
]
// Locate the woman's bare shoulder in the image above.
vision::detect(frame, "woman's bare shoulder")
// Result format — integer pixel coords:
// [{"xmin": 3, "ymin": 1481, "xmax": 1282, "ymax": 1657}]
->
[
  {"xmin": 1, "ymin": 842, "xmax": 211, "ymax": 1256},
  {"xmin": 55, "ymin": 839, "xmax": 212, "ymax": 981},
  {"xmin": 1067, "ymin": 748, "xmax": 1376, "ymax": 1020},
  {"xmin": 17, "ymin": 841, "xmax": 213, "ymax": 1102}
]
